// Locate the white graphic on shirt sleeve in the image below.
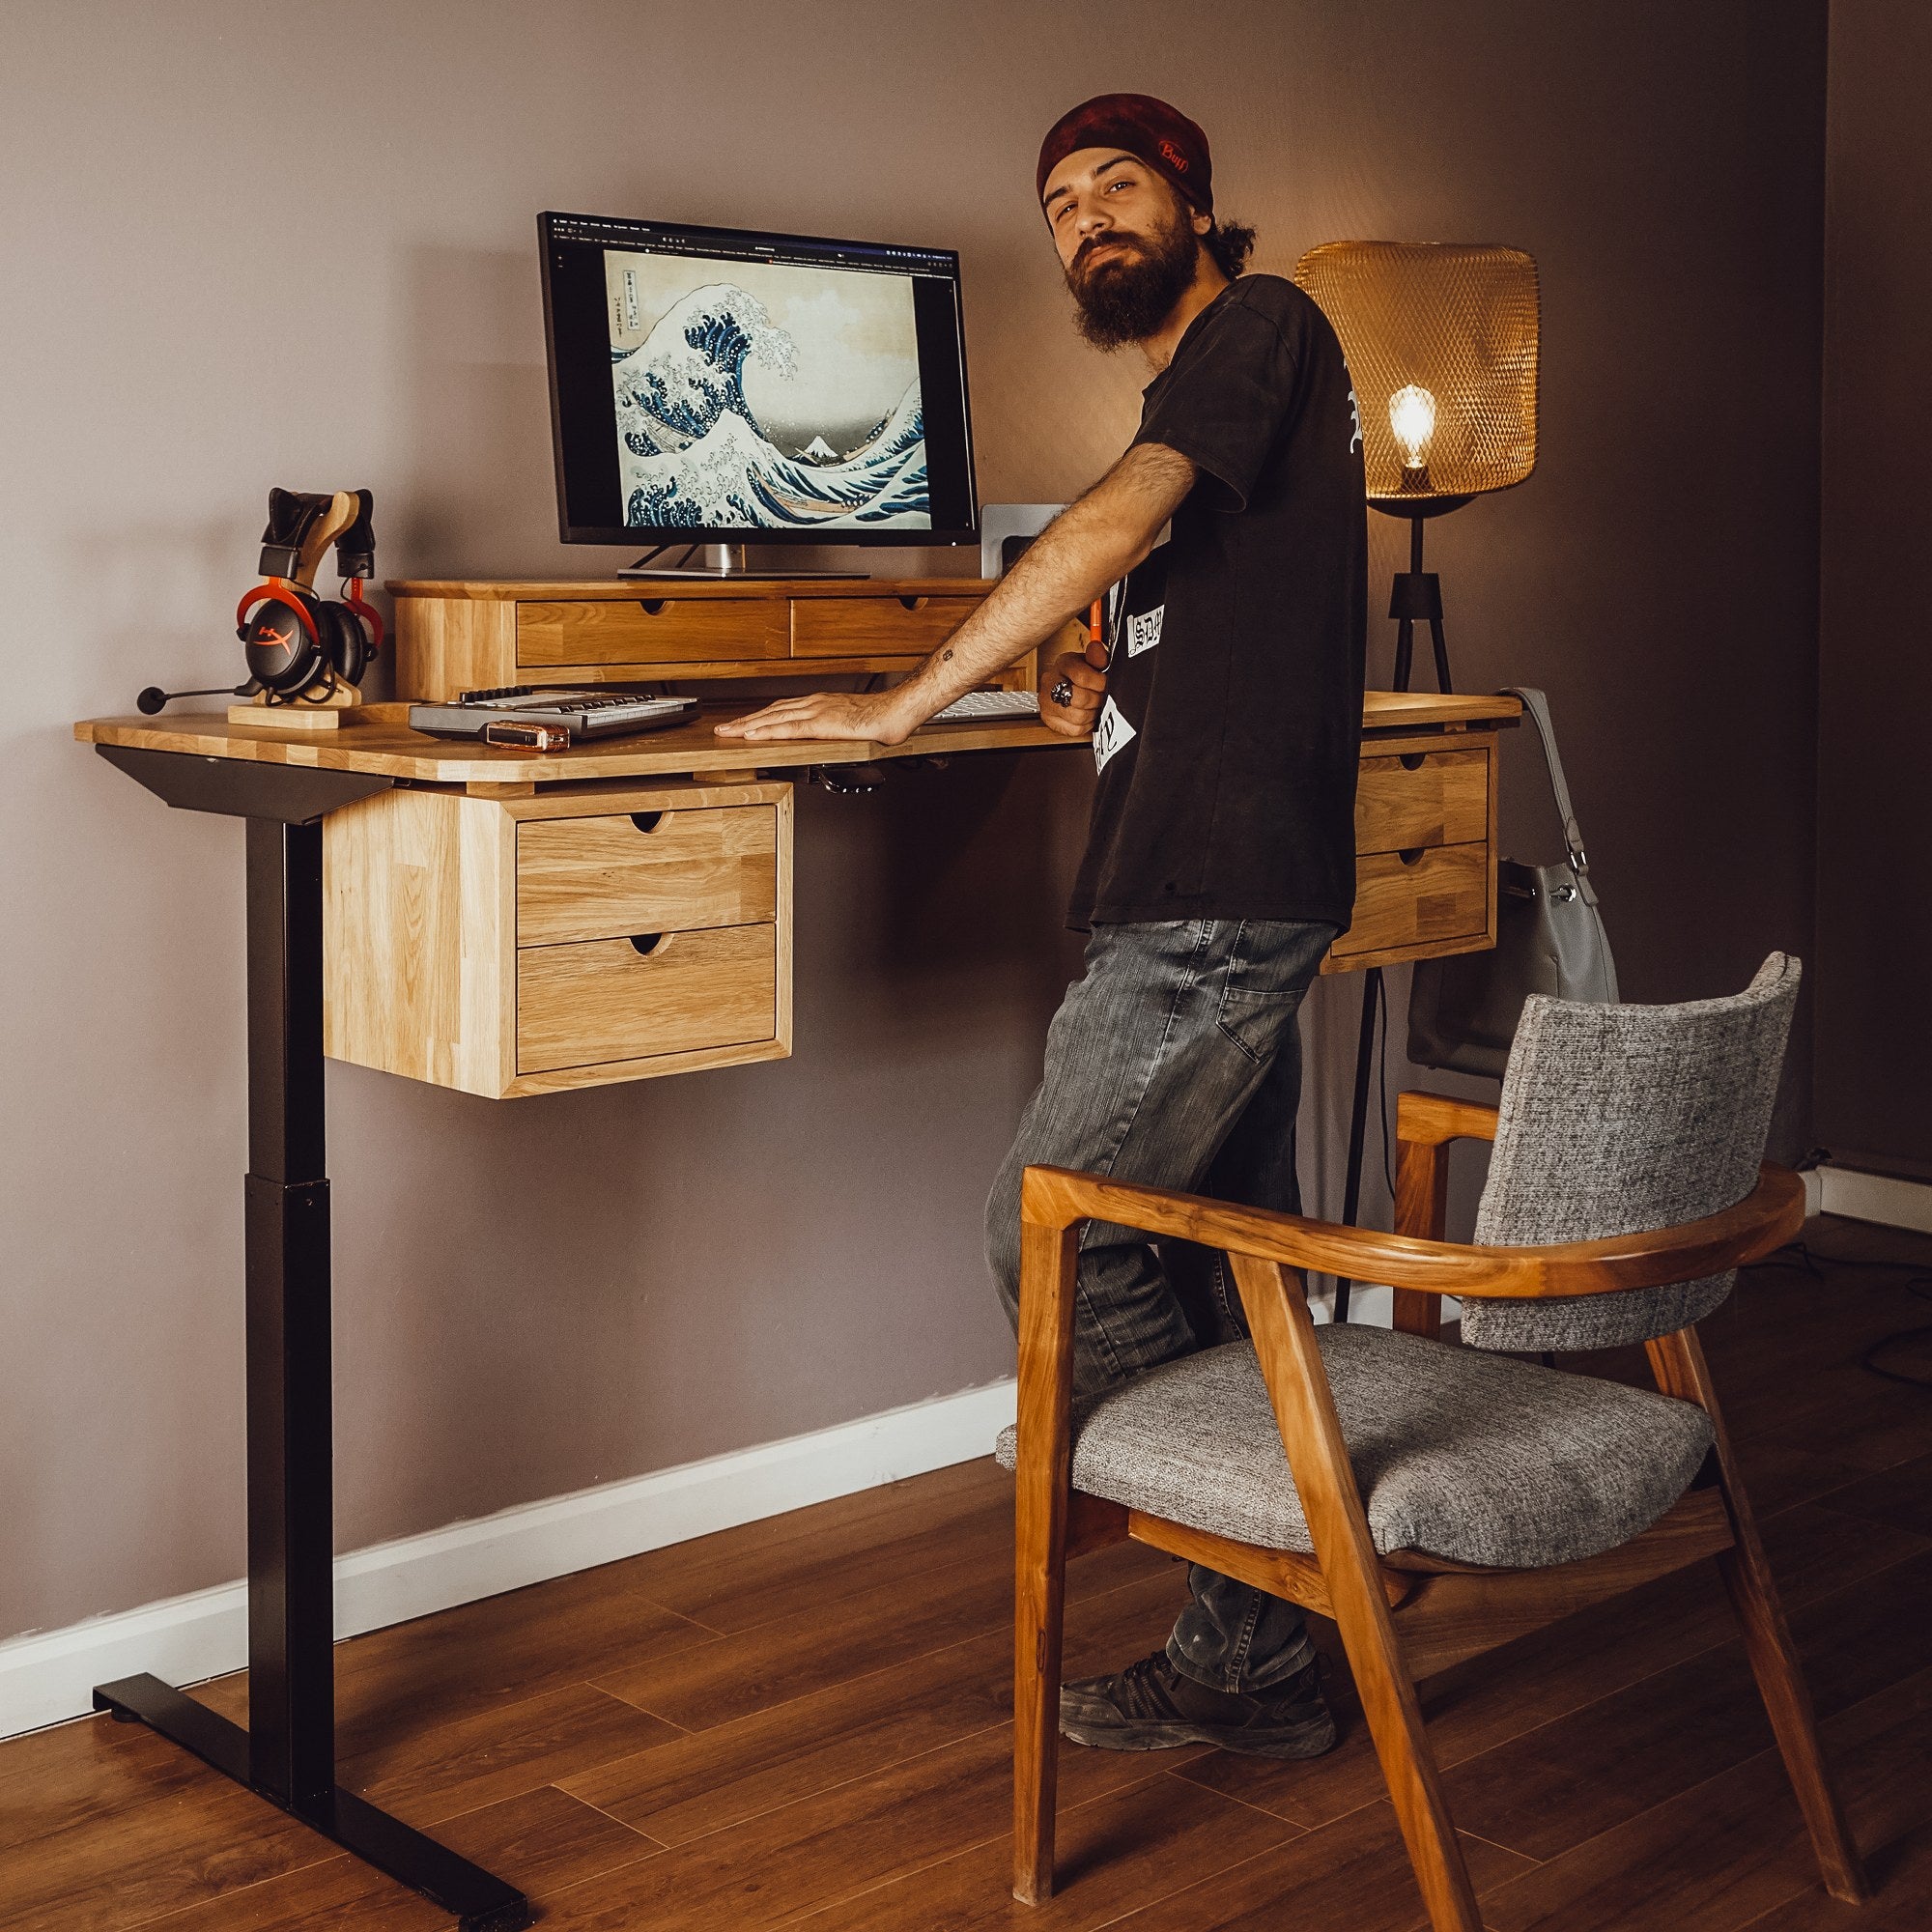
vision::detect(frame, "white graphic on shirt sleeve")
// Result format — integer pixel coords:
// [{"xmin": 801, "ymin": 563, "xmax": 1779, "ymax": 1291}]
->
[
  {"xmin": 1124, "ymin": 603, "xmax": 1164, "ymax": 658},
  {"xmin": 1092, "ymin": 695, "xmax": 1138, "ymax": 773},
  {"xmin": 1348, "ymin": 386, "xmax": 1363, "ymax": 455}
]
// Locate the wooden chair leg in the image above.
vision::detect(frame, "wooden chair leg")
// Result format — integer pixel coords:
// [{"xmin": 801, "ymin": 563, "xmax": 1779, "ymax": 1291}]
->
[
  {"xmin": 1649, "ymin": 1328, "xmax": 1870, "ymax": 1904},
  {"xmin": 1012, "ymin": 1213, "xmax": 1081, "ymax": 1904},
  {"xmin": 1232, "ymin": 1255, "xmax": 1483, "ymax": 1932}
]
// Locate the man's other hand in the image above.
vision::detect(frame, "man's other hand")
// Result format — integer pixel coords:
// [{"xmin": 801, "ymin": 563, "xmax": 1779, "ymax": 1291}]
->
[
  {"xmin": 714, "ymin": 690, "xmax": 916, "ymax": 745},
  {"xmin": 1039, "ymin": 637, "xmax": 1108, "ymax": 738}
]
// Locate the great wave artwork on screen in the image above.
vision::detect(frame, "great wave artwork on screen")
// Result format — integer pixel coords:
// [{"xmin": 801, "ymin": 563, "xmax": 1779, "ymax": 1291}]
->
[{"xmin": 606, "ymin": 250, "xmax": 929, "ymax": 531}]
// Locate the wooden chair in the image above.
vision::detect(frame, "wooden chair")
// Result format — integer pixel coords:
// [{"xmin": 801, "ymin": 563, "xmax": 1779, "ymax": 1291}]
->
[{"xmin": 1008, "ymin": 955, "xmax": 1867, "ymax": 1932}]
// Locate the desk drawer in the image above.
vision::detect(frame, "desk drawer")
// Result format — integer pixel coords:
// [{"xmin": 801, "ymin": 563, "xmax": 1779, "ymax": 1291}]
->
[
  {"xmin": 517, "ymin": 597, "xmax": 787, "ymax": 668},
  {"xmin": 1331, "ymin": 842, "xmax": 1489, "ymax": 963},
  {"xmin": 517, "ymin": 807, "xmax": 777, "ymax": 946},
  {"xmin": 1354, "ymin": 749, "xmax": 1489, "ymax": 855},
  {"xmin": 517, "ymin": 924, "xmax": 778, "ymax": 1074},
  {"xmin": 791, "ymin": 595, "xmax": 978, "ymax": 659}
]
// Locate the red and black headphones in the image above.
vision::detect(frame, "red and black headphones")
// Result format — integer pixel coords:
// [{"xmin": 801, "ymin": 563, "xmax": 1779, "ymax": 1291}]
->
[
  {"xmin": 236, "ymin": 488, "xmax": 384, "ymax": 702},
  {"xmin": 138, "ymin": 488, "xmax": 383, "ymax": 715}
]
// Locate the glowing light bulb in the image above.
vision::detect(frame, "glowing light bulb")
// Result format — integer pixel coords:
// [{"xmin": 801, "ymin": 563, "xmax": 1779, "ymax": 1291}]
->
[{"xmin": 1389, "ymin": 384, "xmax": 1437, "ymax": 472}]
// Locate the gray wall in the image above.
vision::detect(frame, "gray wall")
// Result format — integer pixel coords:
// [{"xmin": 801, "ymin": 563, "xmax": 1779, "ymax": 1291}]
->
[
  {"xmin": 0, "ymin": 0, "xmax": 1828, "ymax": 1642},
  {"xmin": 1816, "ymin": 1, "xmax": 1932, "ymax": 1179}
]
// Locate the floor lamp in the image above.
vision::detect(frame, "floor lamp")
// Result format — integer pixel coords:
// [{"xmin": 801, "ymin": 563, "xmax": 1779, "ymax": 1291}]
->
[{"xmin": 1293, "ymin": 241, "xmax": 1540, "ymax": 1317}]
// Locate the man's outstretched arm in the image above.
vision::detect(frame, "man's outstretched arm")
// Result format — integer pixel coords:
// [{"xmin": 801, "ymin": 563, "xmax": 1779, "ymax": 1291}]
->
[{"xmin": 714, "ymin": 442, "xmax": 1197, "ymax": 745}]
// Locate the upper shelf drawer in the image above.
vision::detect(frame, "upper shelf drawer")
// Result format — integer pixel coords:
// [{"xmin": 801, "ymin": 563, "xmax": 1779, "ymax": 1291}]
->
[
  {"xmin": 517, "ymin": 597, "xmax": 787, "ymax": 667},
  {"xmin": 1354, "ymin": 749, "xmax": 1489, "ymax": 855},
  {"xmin": 517, "ymin": 806, "xmax": 778, "ymax": 947},
  {"xmin": 791, "ymin": 595, "xmax": 980, "ymax": 659}
]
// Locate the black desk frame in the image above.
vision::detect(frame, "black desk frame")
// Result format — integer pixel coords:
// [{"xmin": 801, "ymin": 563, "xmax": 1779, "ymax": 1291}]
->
[{"xmin": 89, "ymin": 746, "xmax": 531, "ymax": 1932}]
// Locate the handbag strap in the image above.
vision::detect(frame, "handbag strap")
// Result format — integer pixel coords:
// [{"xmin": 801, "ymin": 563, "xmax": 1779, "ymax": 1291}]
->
[{"xmin": 1498, "ymin": 686, "xmax": 1599, "ymax": 905}]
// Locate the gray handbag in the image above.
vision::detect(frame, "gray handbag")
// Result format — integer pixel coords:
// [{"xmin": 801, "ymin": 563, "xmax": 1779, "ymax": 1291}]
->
[{"xmin": 1407, "ymin": 686, "xmax": 1618, "ymax": 1079}]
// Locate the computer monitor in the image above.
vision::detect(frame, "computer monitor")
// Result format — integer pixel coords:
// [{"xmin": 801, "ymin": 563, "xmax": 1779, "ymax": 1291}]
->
[{"xmin": 540, "ymin": 212, "xmax": 979, "ymax": 562}]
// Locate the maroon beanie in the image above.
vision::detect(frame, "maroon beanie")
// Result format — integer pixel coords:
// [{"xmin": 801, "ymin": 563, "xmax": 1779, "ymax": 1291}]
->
[{"xmin": 1037, "ymin": 93, "xmax": 1213, "ymax": 214}]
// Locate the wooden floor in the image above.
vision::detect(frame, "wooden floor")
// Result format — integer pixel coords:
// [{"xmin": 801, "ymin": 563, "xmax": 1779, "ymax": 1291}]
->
[{"xmin": 5, "ymin": 1214, "xmax": 1931, "ymax": 1932}]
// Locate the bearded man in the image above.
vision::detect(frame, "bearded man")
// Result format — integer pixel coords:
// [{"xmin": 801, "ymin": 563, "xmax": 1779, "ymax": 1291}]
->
[{"xmin": 720, "ymin": 94, "xmax": 1366, "ymax": 1756}]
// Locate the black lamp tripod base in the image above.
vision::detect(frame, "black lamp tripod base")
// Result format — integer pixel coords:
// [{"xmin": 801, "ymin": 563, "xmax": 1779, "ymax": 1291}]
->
[{"xmin": 1333, "ymin": 506, "xmax": 1461, "ymax": 1322}]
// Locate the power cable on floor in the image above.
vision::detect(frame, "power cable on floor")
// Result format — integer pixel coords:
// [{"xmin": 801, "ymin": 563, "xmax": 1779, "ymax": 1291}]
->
[{"xmin": 1744, "ymin": 1242, "xmax": 1932, "ymax": 1390}]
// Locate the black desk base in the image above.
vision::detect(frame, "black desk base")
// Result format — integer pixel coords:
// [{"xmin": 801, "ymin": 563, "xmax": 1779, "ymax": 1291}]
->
[{"xmin": 92, "ymin": 746, "xmax": 530, "ymax": 1932}]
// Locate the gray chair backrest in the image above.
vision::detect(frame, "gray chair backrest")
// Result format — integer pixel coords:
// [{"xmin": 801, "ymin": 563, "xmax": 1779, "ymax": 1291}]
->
[{"xmin": 1461, "ymin": 952, "xmax": 1801, "ymax": 1353}]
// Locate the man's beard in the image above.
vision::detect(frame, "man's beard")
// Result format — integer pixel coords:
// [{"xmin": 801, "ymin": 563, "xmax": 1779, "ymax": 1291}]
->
[{"xmin": 1065, "ymin": 206, "xmax": 1200, "ymax": 351}]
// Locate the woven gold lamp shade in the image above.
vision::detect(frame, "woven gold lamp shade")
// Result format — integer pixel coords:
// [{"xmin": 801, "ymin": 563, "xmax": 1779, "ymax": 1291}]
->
[{"xmin": 1293, "ymin": 241, "xmax": 1539, "ymax": 507}]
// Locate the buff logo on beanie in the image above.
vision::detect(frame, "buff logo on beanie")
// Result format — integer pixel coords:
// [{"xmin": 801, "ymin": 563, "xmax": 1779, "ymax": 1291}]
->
[{"xmin": 1037, "ymin": 94, "xmax": 1213, "ymax": 215}]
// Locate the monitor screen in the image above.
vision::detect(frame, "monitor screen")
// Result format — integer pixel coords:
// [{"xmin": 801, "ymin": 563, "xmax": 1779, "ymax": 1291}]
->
[{"xmin": 540, "ymin": 212, "xmax": 978, "ymax": 548}]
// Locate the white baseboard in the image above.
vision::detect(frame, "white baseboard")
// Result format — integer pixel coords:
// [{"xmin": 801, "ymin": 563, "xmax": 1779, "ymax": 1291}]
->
[
  {"xmin": 0, "ymin": 1377, "xmax": 1017, "ymax": 1742},
  {"xmin": 1817, "ymin": 1164, "xmax": 1932, "ymax": 1236}
]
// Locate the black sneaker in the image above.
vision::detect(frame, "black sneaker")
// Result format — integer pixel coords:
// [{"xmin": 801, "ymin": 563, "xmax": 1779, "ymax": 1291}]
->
[{"xmin": 1059, "ymin": 1650, "xmax": 1337, "ymax": 1758}]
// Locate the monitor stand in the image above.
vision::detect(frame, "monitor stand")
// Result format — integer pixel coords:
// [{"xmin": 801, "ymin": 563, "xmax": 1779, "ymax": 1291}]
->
[{"xmin": 618, "ymin": 543, "xmax": 867, "ymax": 581}]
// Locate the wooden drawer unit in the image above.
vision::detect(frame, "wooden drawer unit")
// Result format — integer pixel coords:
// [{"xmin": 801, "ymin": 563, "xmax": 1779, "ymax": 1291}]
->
[
  {"xmin": 518, "ymin": 925, "xmax": 777, "ymax": 1074},
  {"xmin": 388, "ymin": 579, "xmax": 1009, "ymax": 697},
  {"xmin": 1354, "ymin": 748, "xmax": 1489, "ymax": 854},
  {"xmin": 325, "ymin": 778, "xmax": 793, "ymax": 1097},
  {"xmin": 1330, "ymin": 843, "xmax": 1490, "ymax": 967},
  {"xmin": 516, "ymin": 596, "xmax": 786, "ymax": 668},
  {"xmin": 517, "ymin": 807, "xmax": 778, "ymax": 946},
  {"xmin": 1325, "ymin": 729, "xmax": 1500, "ymax": 974},
  {"xmin": 789, "ymin": 594, "xmax": 980, "ymax": 659}
]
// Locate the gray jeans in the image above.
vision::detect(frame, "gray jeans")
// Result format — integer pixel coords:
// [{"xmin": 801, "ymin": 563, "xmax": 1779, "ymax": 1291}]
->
[{"xmin": 986, "ymin": 916, "xmax": 1336, "ymax": 1692}]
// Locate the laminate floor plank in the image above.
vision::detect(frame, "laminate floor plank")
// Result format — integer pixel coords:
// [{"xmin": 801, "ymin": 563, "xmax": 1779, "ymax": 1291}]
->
[
  {"xmin": 1809, "ymin": 1450, "xmax": 1932, "ymax": 1542},
  {"xmin": 1174, "ymin": 1499, "xmax": 1924, "ymax": 1831},
  {"xmin": 1475, "ymin": 1661, "xmax": 1932, "ymax": 1932},
  {"xmin": 1739, "ymin": 1820, "xmax": 1932, "ymax": 1931},
  {"xmin": 564, "ymin": 1569, "xmax": 1186, "ymax": 1847},
  {"xmin": 125, "ymin": 1855, "xmax": 448, "ymax": 1932},
  {"xmin": 194, "ymin": 1561, "xmax": 711, "ymax": 1757},
  {"xmin": 782, "ymin": 1768, "xmax": 1302, "ymax": 1931},
  {"xmin": 590, "ymin": 1535, "xmax": 1179, "ymax": 1738},
  {"xmin": 342, "ymin": 1680, "xmax": 683, "ymax": 1826},
  {"xmin": 0, "ymin": 1772, "xmax": 333, "ymax": 1932},
  {"xmin": 1433, "ymin": 1548, "xmax": 1932, "ymax": 1864},
  {"xmin": 609, "ymin": 1458, "xmax": 1157, "ymax": 1637},
  {"xmin": 0, "ymin": 1711, "xmax": 218, "ymax": 1855},
  {"xmin": 1089, "ymin": 1799, "xmax": 1533, "ymax": 1932},
  {"xmin": 427, "ymin": 1783, "xmax": 662, "ymax": 1895},
  {"xmin": 534, "ymin": 1720, "xmax": 1157, "ymax": 1931}
]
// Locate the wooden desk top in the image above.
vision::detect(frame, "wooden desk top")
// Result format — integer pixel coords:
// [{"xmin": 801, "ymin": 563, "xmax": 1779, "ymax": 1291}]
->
[
  {"xmin": 74, "ymin": 691, "xmax": 1519, "ymax": 788},
  {"xmin": 384, "ymin": 577, "xmax": 997, "ymax": 601}
]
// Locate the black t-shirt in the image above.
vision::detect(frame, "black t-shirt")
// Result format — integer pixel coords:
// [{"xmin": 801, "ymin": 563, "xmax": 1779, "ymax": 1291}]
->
[{"xmin": 1067, "ymin": 274, "xmax": 1367, "ymax": 930}]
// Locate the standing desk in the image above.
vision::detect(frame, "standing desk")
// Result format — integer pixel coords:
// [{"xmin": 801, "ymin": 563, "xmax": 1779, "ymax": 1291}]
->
[{"xmin": 75, "ymin": 592, "xmax": 1519, "ymax": 1929}]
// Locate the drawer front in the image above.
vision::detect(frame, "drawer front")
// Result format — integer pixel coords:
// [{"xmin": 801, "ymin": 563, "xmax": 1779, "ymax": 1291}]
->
[
  {"xmin": 517, "ymin": 597, "xmax": 786, "ymax": 667},
  {"xmin": 517, "ymin": 924, "xmax": 777, "ymax": 1073},
  {"xmin": 1331, "ymin": 842, "xmax": 1489, "ymax": 962},
  {"xmin": 790, "ymin": 596, "xmax": 979, "ymax": 659},
  {"xmin": 517, "ymin": 807, "xmax": 777, "ymax": 947},
  {"xmin": 1354, "ymin": 749, "xmax": 1489, "ymax": 855}
]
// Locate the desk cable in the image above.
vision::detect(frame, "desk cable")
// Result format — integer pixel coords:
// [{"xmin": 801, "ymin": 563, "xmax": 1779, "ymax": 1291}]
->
[{"xmin": 1744, "ymin": 1241, "xmax": 1932, "ymax": 1390}]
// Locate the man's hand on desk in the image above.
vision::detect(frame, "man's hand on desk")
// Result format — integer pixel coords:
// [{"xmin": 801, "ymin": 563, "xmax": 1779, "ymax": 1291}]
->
[{"xmin": 714, "ymin": 688, "xmax": 921, "ymax": 746}]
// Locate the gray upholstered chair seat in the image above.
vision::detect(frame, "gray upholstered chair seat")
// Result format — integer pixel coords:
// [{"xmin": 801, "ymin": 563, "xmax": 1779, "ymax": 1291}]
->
[{"xmin": 995, "ymin": 1323, "xmax": 1715, "ymax": 1569}]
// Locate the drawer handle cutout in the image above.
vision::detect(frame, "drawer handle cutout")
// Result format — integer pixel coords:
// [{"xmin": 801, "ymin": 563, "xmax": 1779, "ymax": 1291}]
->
[
  {"xmin": 1400, "ymin": 752, "xmax": 1427, "ymax": 771},
  {"xmin": 638, "ymin": 599, "xmax": 669, "ymax": 615},
  {"xmin": 896, "ymin": 595, "xmax": 928, "ymax": 611},
  {"xmin": 629, "ymin": 810, "xmax": 666, "ymax": 834},
  {"xmin": 1398, "ymin": 847, "xmax": 1426, "ymax": 867},
  {"xmin": 628, "ymin": 932, "xmax": 668, "ymax": 957}
]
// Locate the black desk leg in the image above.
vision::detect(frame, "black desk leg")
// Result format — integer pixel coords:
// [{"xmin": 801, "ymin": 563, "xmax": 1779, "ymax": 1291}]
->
[
  {"xmin": 92, "ymin": 814, "xmax": 529, "ymax": 1932},
  {"xmin": 1333, "ymin": 965, "xmax": 1382, "ymax": 1324}
]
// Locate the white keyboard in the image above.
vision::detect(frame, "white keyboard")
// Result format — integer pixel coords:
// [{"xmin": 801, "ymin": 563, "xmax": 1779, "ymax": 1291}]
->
[{"xmin": 928, "ymin": 690, "xmax": 1040, "ymax": 724}]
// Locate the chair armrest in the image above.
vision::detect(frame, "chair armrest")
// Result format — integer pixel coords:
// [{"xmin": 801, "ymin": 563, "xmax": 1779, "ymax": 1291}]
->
[
  {"xmin": 1018, "ymin": 1161, "xmax": 1804, "ymax": 1301},
  {"xmin": 1397, "ymin": 1091, "xmax": 1499, "ymax": 1147}
]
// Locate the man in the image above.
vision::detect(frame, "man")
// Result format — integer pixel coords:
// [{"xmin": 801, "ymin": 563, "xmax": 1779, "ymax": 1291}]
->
[{"xmin": 721, "ymin": 93, "xmax": 1366, "ymax": 1757}]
